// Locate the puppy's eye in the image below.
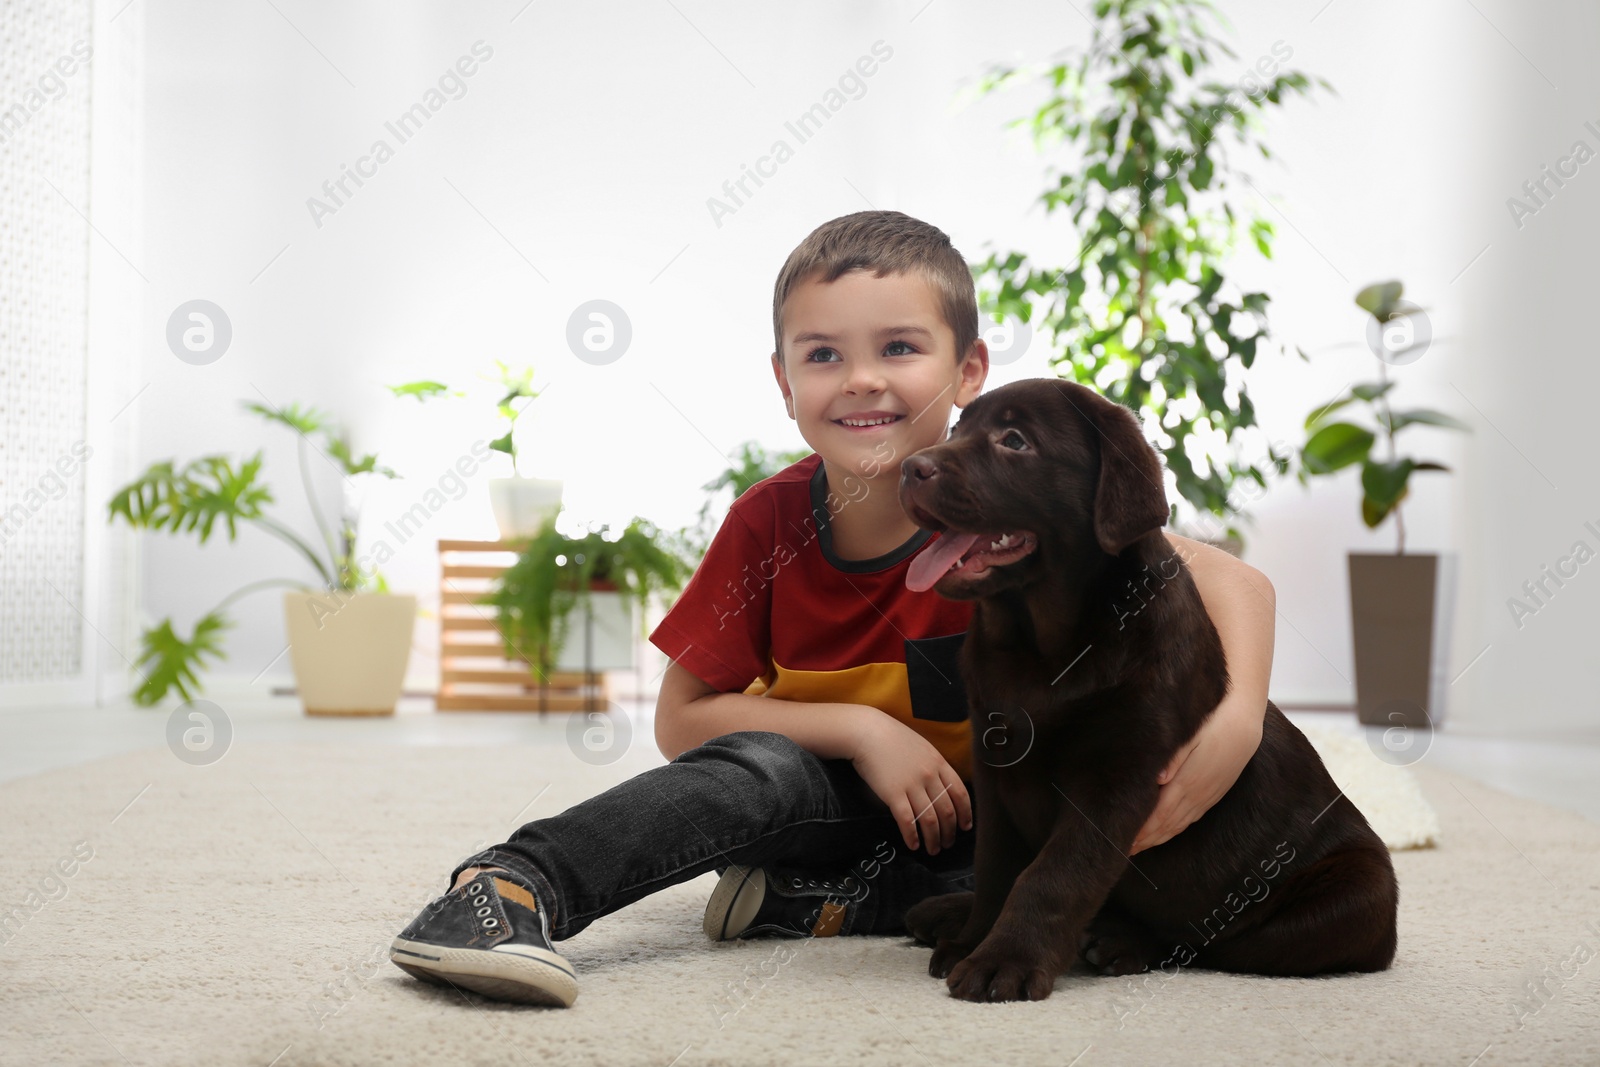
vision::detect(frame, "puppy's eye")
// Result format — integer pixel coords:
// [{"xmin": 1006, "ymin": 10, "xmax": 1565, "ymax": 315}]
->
[{"xmin": 999, "ymin": 428, "xmax": 1028, "ymax": 451}]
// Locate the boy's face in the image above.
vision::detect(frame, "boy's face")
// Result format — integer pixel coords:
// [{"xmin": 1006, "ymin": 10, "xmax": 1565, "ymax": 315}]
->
[{"xmin": 772, "ymin": 269, "xmax": 988, "ymax": 482}]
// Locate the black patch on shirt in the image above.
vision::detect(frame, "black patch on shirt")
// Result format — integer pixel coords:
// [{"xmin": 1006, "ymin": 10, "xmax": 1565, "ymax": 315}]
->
[{"xmin": 905, "ymin": 632, "xmax": 969, "ymax": 723}]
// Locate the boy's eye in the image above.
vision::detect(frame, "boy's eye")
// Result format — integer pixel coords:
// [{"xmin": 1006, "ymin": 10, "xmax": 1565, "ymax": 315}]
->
[{"xmin": 803, "ymin": 340, "xmax": 917, "ymax": 362}]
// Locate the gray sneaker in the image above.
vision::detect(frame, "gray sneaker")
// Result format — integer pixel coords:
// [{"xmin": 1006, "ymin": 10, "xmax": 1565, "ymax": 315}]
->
[
  {"xmin": 703, "ymin": 864, "xmax": 869, "ymax": 941},
  {"xmin": 390, "ymin": 868, "xmax": 577, "ymax": 1007}
]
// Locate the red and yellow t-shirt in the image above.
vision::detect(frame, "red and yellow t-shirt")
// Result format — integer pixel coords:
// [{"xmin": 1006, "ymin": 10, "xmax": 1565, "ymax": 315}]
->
[{"xmin": 648, "ymin": 452, "xmax": 976, "ymax": 781}]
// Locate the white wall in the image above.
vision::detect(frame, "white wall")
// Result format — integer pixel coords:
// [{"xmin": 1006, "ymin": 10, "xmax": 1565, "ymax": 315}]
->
[
  {"xmin": 1451, "ymin": 2, "xmax": 1600, "ymax": 735},
  {"xmin": 104, "ymin": 0, "xmax": 1593, "ymax": 734}
]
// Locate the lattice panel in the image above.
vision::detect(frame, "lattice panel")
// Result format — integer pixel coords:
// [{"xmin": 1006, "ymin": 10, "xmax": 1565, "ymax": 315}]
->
[{"xmin": 0, "ymin": 0, "xmax": 95, "ymax": 681}]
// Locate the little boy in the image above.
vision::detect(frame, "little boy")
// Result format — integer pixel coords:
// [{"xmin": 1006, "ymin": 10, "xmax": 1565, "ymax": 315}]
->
[{"xmin": 390, "ymin": 210, "xmax": 1278, "ymax": 1008}]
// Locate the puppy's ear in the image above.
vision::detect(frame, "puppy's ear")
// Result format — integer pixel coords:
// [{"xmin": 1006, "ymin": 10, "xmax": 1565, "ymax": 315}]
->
[{"xmin": 1057, "ymin": 381, "xmax": 1169, "ymax": 555}]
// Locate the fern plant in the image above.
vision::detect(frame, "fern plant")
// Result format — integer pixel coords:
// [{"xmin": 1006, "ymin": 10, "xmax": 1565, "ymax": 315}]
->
[
  {"xmin": 964, "ymin": 0, "xmax": 1333, "ymax": 540},
  {"xmin": 108, "ymin": 399, "xmax": 399, "ymax": 706},
  {"xmin": 480, "ymin": 441, "xmax": 803, "ymax": 677},
  {"xmin": 480, "ymin": 506, "xmax": 699, "ymax": 677}
]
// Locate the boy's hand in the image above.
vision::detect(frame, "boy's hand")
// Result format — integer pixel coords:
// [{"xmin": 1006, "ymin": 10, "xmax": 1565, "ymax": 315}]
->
[
  {"xmin": 1128, "ymin": 693, "xmax": 1265, "ymax": 855},
  {"xmin": 849, "ymin": 713, "xmax": 973, "ymax": 855}
]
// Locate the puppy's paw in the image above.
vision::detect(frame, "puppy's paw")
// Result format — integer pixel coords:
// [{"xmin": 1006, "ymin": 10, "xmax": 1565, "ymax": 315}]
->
[
  {"xmin": 928, "ymin": 936, "xmax": 977, "ymax": 979},
  {"xmin": 946, "ymin": 945, "xmax": 1056, "ymax": 1003},
  {"xmin": 1080, "ymin": 912, "xmax": 1161, "ymax": 977},
  {"xmin": 905, "ymin": 891, "xmax": 974, "ymax": 947}
]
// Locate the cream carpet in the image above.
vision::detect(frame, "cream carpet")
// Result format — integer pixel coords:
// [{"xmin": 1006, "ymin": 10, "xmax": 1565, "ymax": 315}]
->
[{"xmin": 2, "ymin": 734, "xmax": 1597, "ymax": 1067}]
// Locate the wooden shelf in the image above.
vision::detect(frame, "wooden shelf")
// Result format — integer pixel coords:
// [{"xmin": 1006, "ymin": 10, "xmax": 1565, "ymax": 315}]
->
[{"xmin": 436, "ymin": 539, "xmax": 613, "ymax": 713}]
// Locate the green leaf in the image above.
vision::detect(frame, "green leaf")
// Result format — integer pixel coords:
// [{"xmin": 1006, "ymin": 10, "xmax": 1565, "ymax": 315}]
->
[
  {"xmin": 488, "ymin": 432, "xmax": 514, "ymax": 457},
  {"xmin": 1387, "ymin": 409, "xmax": 1471, "ymax": 433},
  {"xmin": 1249, "ymin": 218, "xmax": 1273, "ymax": 258},
  {"xmin": 1360, "ymin": 458, "xmax": 1417, "ymax": 528},
  {"xmin": 327, "ymin": 437, "xmax": 399, "ymax": 480},
  {"xmin": 390, "ymin": 380, "xmax": 453, "ymax": 402},
  {"xmin": 132, "ymin": 612, "xmax": 232, "ymax": 707},
  {"xmin": 492, "ymin": 359, "xmax": 541, "ymax": 402},
  {"xmin": 1302, "ymin": 422, "xmax": 1375, "ymax": 474},
  {"xmin": 108, "ymin": 453, "xmax": 273, "ymax": 544},
  {"xmin": 1354, "ymin": 280, "xmax": 1405, "ymax": 319},
  {"xmin": 1304, "ymin": 395, "xmax": 1356, "ymax": 429},
  {"xmin": 1350, "ymin": 380, "xmax": 1398, "ymax": 402},
  {"xmin": 242, "ymin": 400, "xmax": 326, "ymax": 435}
]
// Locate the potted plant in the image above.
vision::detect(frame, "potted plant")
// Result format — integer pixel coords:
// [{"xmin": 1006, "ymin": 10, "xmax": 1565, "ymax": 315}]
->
[
  {"xmin": 479, "ymin": 507, "xmax": 699, "ymax": 682},
  {"xmin": 964, "ymin": 0, "xmax": 1332, "ymax": 549},
  {"xmin": 107, "ymin": 399, "xmax": 416, "ymax": 716},
  {"xmin": 393, "ymin": 361, "xmax": 561, "ymax": 540},
  {"xmin": 1299, "ymin": 280, "xmax": 1471, "ymax": 728}
]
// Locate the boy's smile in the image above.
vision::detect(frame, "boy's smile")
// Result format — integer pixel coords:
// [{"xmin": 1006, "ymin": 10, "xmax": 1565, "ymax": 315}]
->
[{"xmin": 772, "ymin": 269, "xmax": 987, "ymax": 487}]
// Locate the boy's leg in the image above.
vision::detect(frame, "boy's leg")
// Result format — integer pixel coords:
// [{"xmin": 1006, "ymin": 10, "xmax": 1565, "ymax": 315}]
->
[{"xmin": 449, "ymin": 729, "xmax": 975, "ymax": 941}]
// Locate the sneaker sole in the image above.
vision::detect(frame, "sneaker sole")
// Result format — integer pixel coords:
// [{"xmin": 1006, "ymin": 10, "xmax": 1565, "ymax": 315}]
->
[
  {"xmin": 703, "ymin": 864, "xmax": 765, "ymax": 941},
  {"xmin": 390, "ymin": 936, "xmax": 578, "ymax": 1007}
]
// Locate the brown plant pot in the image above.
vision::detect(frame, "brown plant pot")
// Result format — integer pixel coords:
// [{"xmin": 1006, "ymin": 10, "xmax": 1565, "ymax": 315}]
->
[{"xmin": 1347, "ymin": 552, "xmax": 1442, "ymax": 729}]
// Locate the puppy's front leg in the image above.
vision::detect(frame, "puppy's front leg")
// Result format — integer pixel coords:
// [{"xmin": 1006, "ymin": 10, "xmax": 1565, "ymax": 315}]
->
[
  {"xmin": 926, "ymin": 763, "xmax": 1030, "ymax": 980},
  {"xmin": 944, "ymin": 782, "xmax": 1151, "ymax": 1003}
]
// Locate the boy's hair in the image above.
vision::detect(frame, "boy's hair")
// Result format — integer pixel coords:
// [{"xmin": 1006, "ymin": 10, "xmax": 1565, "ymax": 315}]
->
[{"xmin": 771, "ymin": 210, "xmax": 978, "ymax": 365}]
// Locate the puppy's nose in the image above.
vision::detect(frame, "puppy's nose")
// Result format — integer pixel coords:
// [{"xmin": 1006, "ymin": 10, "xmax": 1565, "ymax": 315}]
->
[{"xmin": 902, "ymin": 454, "xmax": 939, "ymax": 482}]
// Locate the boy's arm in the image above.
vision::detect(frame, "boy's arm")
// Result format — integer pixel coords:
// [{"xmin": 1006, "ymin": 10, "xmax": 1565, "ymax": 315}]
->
[
  {"xmin": 654, "ymin": 660, "xmax": 877, "ymax": 764},
  {"xmin": 1129, "ymin": 531, "xmax": 1276, "ymax": 854},
  {"xmin": 655, "ymin": 660, "xmax": 973, "ymax": 854}
]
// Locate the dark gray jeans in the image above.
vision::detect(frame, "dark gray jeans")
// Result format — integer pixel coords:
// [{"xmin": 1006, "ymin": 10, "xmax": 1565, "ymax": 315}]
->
[{"xmin": 450, "ymin": 730, "xmax": 977, "ymax": 941}]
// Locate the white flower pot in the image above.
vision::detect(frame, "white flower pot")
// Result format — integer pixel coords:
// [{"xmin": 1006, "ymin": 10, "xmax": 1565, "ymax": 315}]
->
[
  {"xmin": 551, "ymin": 588, "xmax": 637, "ymax": 672},
  {"xmin": 283, "ymin": 590, "xmax": 417, "ymax": 715},
  {"xmin": 489, "ymin": 477, "xmax": 564, "ymax": 540}
]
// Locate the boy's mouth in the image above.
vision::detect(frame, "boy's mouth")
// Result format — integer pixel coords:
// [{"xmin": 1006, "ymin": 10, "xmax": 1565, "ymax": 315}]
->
[{"xmin": 833, "ymin": 414, "xmax": 905, "ymax": 432}]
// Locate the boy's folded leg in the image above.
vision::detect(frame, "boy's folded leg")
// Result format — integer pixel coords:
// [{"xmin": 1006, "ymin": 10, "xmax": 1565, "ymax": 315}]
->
[{"xmin": 390, "ymin": 865, "xmax": 578, "ymax": 1007}]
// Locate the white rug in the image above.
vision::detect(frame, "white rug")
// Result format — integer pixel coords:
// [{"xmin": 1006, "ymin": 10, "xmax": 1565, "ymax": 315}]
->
[
  {"xmin": 1300, "ymin": 722, "xmax": 1442, "ymax": 851},
  {"xmin": 2, "ymin": 736, "xmax": 1596, "ymax": 1067}
]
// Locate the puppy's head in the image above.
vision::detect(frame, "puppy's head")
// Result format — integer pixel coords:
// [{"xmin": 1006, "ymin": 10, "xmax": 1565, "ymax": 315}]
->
[{"xmin": 899, "ymin": 378, "xmax": 1169, "ymax": 597}]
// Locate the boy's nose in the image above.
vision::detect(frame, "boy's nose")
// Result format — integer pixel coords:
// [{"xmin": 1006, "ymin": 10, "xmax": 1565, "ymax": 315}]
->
[{"xmin": 845, "ymin": 365, "xmax": 887, "ymax": 392}]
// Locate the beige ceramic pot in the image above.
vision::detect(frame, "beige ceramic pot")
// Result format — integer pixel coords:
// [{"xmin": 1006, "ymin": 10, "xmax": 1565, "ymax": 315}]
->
[{"xmin": 283, "ymin": 590, "xmax": 417, "ymax": 716}]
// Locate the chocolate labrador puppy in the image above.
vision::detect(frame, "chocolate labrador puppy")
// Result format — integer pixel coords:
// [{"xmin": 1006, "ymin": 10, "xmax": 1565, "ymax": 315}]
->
[{"xmin": 897, "ymin": 378, "xmax": 1397, "ymax": 1003}]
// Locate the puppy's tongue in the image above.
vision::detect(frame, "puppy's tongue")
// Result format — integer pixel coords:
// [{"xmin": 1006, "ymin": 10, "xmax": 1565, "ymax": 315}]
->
[{"xmin": 906, "ymin": 531, "xmax": 982, "ymax": 593}]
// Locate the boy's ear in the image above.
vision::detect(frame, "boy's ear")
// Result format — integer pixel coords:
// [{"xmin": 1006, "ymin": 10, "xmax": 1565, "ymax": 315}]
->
[
  {"xmin": 1056, "ymin": 380, "xmax": 1168, "ymax": 556},
  {"xmin": 771, "ymin": 353, "xmax": 795, "ymax": 417},
  {"xmin": 953, "ymin": 335, "xmax": 992, "ymax": 406}
]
